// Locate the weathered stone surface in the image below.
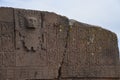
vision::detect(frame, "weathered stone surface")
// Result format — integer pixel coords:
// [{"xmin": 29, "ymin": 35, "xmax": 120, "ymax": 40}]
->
[
  {"xmin": 0, "ymin": 22, "xmax": 15, "ymax": 52},
  {"xmin": 0, "ymin": 7, "xmax": 14, "ymax": 22},
  {"xmin": 61, "ymin": 21, "xmax": 120, "ymax": 78},
  {"xmin": 14, "ymin": 8, "xmax": 69, "ymax": 79},
  {"xmin": 0, "ymin": 7, "xmax": 119, "ymax": 80}
]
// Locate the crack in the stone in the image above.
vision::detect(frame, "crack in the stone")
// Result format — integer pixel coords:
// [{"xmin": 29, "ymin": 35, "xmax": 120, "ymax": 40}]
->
[{"xmin": 57, "ymin": 21, "xmax": 70, "ymax": 80}]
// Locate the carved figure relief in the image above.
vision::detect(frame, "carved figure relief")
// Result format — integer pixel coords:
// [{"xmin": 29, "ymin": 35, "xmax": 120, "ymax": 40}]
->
[
  {"xmin": 0, "ymin": 8, "xmax": 119, "ymax": 80},
  {"xmin": 23, "ymin": 16, "xmax": 40, "ymax": 51},
  {"xmin": 25, "ymin": 16, "xmax": 38, "ymax": 29},
  {"xmin": 15, "ymin": 10, "xmax": 42, "ymax": 51}
]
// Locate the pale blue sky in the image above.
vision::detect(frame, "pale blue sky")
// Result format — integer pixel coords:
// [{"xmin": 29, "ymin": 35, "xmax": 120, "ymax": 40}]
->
[{"xmin": 0, "ymin": 0, "xmax": 120, "ymax": 52}]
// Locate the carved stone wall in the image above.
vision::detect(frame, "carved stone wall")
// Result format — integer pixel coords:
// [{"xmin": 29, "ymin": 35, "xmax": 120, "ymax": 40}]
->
[{"xmin": 0, "ymin": 7, "xmax": 119, "ymax": 80}]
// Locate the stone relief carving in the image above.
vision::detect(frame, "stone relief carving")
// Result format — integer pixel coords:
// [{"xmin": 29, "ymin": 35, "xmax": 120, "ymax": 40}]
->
[
  {"xmin": 16, "ymin": 10, "xmax": 42, "ymax": 51},
  {"xmin": 25, "ymin": 16, "xmax": 38, "ymax": 29},
  {"xmin": 0, "ymin": 22, "xmax": 14, "ymax": 52},
  {"xmin": 23, "ymin": 16, "xmax": 40, "ymax": 51},
  {"xmin": 0, "ymin": 8, "xmax": 119, "ymax": 80}
]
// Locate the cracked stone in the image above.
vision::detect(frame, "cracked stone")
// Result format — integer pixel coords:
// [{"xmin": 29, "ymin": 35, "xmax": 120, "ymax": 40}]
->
[{"xmin": 0, "ymin": 7, "xmax": 119, "ymax": 80}]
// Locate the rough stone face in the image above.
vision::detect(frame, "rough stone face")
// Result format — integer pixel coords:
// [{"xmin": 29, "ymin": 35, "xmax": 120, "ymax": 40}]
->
[
  {"xmin": 0, "ymin": 7, "xmax": 119, "ymax": 80},
  {"xmin": 61, "ymin": 21, "xmax": 120, "ymax": 79}
]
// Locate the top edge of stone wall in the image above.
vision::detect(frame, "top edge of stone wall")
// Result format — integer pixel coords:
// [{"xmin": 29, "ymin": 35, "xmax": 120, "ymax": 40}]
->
[{"xmin": 0, "ymin": 7, "xmax": 118, "ymax": 36}]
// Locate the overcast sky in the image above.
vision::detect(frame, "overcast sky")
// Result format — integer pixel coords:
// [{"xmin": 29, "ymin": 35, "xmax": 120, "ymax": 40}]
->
[{"xmin": 0, "ymin": 0, "xmax": 120, "ymax": 52}]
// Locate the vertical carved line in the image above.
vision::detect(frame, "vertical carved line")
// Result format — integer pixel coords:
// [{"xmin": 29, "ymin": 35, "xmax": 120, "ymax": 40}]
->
[
  {"xmin": 13, "ymin": 8, "xmax": 17, "ymax": 50},
  {"xmin": 41, "ymin": 13, "xmax": 44, "ymax": 29},
  {"xmin": 40, "ymin": 13, "xmax": 45, "ymax": 50}
]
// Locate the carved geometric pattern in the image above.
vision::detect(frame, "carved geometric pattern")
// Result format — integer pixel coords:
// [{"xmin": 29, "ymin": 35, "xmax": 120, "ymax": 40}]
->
[
  {"xmin": 3, "ymin": 52, "xmax": 16, "ymax": 67},
  {"xmin": 0, "ymin": 22, "xmax": 14, "ymax": 52}
]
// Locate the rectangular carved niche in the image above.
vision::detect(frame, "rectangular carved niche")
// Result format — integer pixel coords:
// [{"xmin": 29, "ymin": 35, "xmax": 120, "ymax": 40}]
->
[{"xmin": 14, "ymin": 9, "xmax": 42, "ymax": 52}]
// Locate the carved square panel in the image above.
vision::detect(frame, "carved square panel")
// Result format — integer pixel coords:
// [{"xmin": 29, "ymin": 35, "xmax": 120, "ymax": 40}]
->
[
  {"xmin": 3, "ymin": 52, "xmax": 16, "ymax": 67},
  {"xmin": 15, "ymin": 68, "xmax": 29, "ymax": 80},
  {"xmin": 6, "ymin": 69, "xmax": 15, "ymax": 80}
]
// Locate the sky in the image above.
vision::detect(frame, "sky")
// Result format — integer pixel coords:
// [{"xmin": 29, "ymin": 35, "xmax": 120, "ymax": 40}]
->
[{"xmin": 0, "ymin": 0, "xmax": 120, "ymax": 53}]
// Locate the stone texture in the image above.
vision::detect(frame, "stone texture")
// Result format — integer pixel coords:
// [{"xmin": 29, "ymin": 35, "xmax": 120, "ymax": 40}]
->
[
  {"xmin": 14, "ymin": 8, "xmax": 69, "ymax": 79},
  {"xmin": 0, "ymin": 7, "xmax": 14, "ymax": 22},
  {"xmin": 61, "ymin": 21, "xmax": 119, "ymax": 78},
  {"xmin": 0, "ymin": 7, "xmax": 119, "ymax": 80},
  {"xmin": 0, "ymin": 22, "xmax": 15, "ymax": 52}
]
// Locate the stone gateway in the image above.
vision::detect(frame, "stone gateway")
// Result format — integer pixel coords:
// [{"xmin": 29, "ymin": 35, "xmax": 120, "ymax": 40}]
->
[{"xmin": 0, "ymin": 7, "xmax": 119, "ymax": 80}]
